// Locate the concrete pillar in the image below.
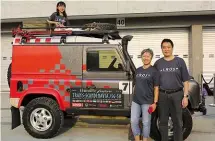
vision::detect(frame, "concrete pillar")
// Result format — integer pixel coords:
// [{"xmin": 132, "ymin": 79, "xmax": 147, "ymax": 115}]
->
[{"xmin": 189, "ymin": 25, "xmax": 203, "ymax": 84}]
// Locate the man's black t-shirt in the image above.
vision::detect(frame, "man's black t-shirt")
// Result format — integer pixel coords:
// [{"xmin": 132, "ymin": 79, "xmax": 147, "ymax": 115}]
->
[
  {"xmin": 154, "ymin": 57, "xmax": 189, "ymax": 90},
  {"xmin": 48, "ymin": 12, "xmax": 70, "ymax": 26},
  {"xmin": 133, "ymin": 66, "xmax": 160, "ymax": 105}
]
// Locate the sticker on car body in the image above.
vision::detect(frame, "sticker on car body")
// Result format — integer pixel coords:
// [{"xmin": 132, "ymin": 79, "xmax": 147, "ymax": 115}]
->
[
  {"xmin": 119, "ymin": 81, "xmax": 133, "ymax": 94},
  {"xmin": 69, "ymin": 88, "xmax": 124, "ymax": 109}
]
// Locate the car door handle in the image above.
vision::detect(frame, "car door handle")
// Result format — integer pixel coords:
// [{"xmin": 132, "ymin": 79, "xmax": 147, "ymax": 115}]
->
[{"xmin": 86, "ymin": 84, "xmax": 96, "ymax": 89}]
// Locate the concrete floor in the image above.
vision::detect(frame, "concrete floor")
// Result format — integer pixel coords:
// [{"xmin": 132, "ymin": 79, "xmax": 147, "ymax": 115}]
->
[{"xmin": 1, "ymin": 92, "xmax": 215, "ymax": 141}]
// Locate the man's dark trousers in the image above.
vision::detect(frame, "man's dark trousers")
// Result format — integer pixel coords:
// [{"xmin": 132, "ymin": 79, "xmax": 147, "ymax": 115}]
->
[{"xmin": 158, "ymin": 90, "xmax": 184, "ymax": 141}]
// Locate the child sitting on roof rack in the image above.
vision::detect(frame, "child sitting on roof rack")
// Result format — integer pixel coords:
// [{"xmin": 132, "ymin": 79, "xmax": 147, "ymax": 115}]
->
[{"xmin": 47, "ymin": 1, "xmax": 71, "ymax": 30}]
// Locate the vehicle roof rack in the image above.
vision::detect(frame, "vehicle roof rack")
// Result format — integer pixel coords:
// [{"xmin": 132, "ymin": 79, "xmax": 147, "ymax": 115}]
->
[{"xmin": 12, "ymin": 25, "xmax": 122, "ymax": 42}]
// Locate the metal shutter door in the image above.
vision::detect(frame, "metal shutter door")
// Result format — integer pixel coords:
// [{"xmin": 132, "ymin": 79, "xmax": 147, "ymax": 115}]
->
[
  {"xmin": 203, "ymin": 26, "xmax": 215, "ymax": 88},
  {"xmin": 119, "ymin": 28, "xmax": 190, "ymax": 69},
  {"xmin": 1, "ymin": 34, "xmax": 13, "ymax": 91}
]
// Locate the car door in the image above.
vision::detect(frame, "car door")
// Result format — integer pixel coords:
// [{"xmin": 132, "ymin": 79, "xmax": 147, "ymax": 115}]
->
[{"xmin": 73, "ymin": 44, "xmax": 133, "ymax": 110}]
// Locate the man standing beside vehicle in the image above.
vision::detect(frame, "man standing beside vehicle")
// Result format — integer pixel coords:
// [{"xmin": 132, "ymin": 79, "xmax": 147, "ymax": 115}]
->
[{"xmin": 154, "ymin": 39, "xmax": 189, "ymax": 141}]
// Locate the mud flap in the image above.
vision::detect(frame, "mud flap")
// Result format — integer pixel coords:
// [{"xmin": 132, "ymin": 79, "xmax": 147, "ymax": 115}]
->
[{"xmin": 11, "ymin": 106, "xmax": 21, "ymax": 129}]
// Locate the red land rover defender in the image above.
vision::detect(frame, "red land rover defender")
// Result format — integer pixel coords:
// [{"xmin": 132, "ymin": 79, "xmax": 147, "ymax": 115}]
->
[{"xmin": 8, "ymin": 23, "xmax": 206, "ymax": 140}]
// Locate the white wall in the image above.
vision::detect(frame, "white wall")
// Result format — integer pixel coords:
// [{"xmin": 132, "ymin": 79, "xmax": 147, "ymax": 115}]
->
[{"xmin": 2, "ymin": 0, "xmax": 215, "ymax": 20}]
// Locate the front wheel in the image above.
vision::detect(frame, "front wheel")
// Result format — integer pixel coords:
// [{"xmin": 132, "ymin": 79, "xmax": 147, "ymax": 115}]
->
[
  {"xmin": 150, "ymin": 108, "xmax": 193, "ymax": 141},
  {"xmin": 22, "ymin": 97, "xmax": 64, "ymax": 139}
]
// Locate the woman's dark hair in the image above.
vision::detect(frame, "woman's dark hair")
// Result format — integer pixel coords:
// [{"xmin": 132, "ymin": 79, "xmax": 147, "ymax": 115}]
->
[
  {"xmin": 141, "ymin": 48, "xmax": 154, "ymax": 58},
  {"xmin": 56, "ymin": 1, "xmax": 67, "ymax": 17},
  {"xmin": 161, "ymin": 38, "xmax": 174, "ymax": 48}
]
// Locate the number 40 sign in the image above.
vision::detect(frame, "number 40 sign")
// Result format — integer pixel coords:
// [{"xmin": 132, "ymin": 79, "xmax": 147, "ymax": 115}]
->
[
  {"xmin": 119, "ymin": 81, "xmax": 132, "ymax": 94},
  {"xmin": 116, "ymin": 18, "xmax": 125, "ymax": 27}
]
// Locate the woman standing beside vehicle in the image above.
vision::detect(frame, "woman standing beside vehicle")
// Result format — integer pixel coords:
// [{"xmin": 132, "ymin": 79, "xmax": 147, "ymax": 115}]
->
[{"xmin": 131, "ymin": 49, "xmax": 160, "ymax": 141}]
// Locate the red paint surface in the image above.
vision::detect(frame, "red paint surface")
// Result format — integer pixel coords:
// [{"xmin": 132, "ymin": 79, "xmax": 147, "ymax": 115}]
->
[
  {"xmin": 86, "ymin": 80, "xmax": 92, "ymax": 86},
  {"xmin": 12, "ymin": 45, "xmax": 61, "ymax": 73},
  {"xmin": 75, "ymin": 80, "xmax": 81, "ymax": 86},
  {"xmin": 35, "ymin": 38, "xmax": 40, "ymax": 43},
  {"xmin": 104, "ymin": 85, "xmax": 110, "ymax": 88},
  {"xmin": 10, "ymin": 45, "xmax": 83, "ymax": 110},
  {"xmin": 82, "ymin": 64, "xmax": 86, "ymax": 71},
  {"xmin": 10, "ymin": 45, "xmax": 98, "ymax": 111},
  {"xmin": 15, "ymin": 38, "xmax": 20, "ymax": 43},
  {"xmin": 60, "ymin": 64, "xmax": 66, "ymax": 69},
  {"xmin": 45, "ymin": 38, "xmax": 51, "ymax": 42}
]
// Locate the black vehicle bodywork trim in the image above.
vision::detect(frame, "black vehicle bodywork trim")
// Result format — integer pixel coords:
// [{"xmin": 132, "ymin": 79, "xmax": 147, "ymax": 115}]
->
[
  {"xmin": 66, "ymin": 108, "xmax": 130, "ymax": 117},
  {"xmin": 11, "ymin": 106, "xmax": 21, "ymax": 129}
]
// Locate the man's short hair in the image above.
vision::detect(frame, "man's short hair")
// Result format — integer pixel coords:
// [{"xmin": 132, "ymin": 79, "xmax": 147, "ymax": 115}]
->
[
  {"xmin": 141, "ymin": 48, "xmax": 154, "ymax": 58},
  {"xmin": 161, "ymin": 39, "xmax": 174, "ymax": 48}
]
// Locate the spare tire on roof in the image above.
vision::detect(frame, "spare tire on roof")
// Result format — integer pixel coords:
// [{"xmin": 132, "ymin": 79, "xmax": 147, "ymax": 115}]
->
[{"xmin": 82, "ymin": 22, "xmax": 117, "ymax": 31}]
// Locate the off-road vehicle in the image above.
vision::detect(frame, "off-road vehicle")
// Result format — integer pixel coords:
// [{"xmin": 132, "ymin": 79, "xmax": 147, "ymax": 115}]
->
[{"xmin": 8, "ymin": 23, "xmax": 206, "ymax": 140}]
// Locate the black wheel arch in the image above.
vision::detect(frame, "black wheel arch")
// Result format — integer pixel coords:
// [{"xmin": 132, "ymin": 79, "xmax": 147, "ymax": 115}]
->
[
  {"xmin": 20, "ymin": 94, "xmax": 58, "ymax": 107},
  {"xmin": 7, "ymin": 62, "xmax": 12, "ymax": 87},
  {"xmin": 188, "ymin": 79, "xmax": 201, "ymax": 109}
]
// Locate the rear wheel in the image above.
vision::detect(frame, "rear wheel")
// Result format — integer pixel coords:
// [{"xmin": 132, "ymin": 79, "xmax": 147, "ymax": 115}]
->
[
  {"xmin": 128, "ymin": 108, "xmax": 193, "ymax": 141},
  {"xmin": 22, "ymin": 97, "xmax": 64, "ymax": 139},
  {"xmin": 150, "ymin": 108, "xmax": 193, "ymax": 141}
]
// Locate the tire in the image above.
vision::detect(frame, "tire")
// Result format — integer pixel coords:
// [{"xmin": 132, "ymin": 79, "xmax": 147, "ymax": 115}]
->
[
  {"xmin": 150, "ymin": 108, "xmax": 193, "ymax": 141},
  {"xmin": 202, "ymin": 107, "xmax": 207, "ymax": 115},
  {"xmin": 82, "ymin": 22, "xmax": 117, "ymax": 31},
  {"xmin": 7, "ymin": 63, "xmax": 12, "ymax": 87},
  {"xmin": 22, "ymin": 97, "xmax": 64, "ymax": 139}
]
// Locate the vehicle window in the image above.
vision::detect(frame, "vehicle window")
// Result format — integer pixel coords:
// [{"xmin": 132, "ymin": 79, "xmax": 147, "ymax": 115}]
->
[{"xmin": 87, "ymin": 49, "xmax": 124, "ymax": 71}]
